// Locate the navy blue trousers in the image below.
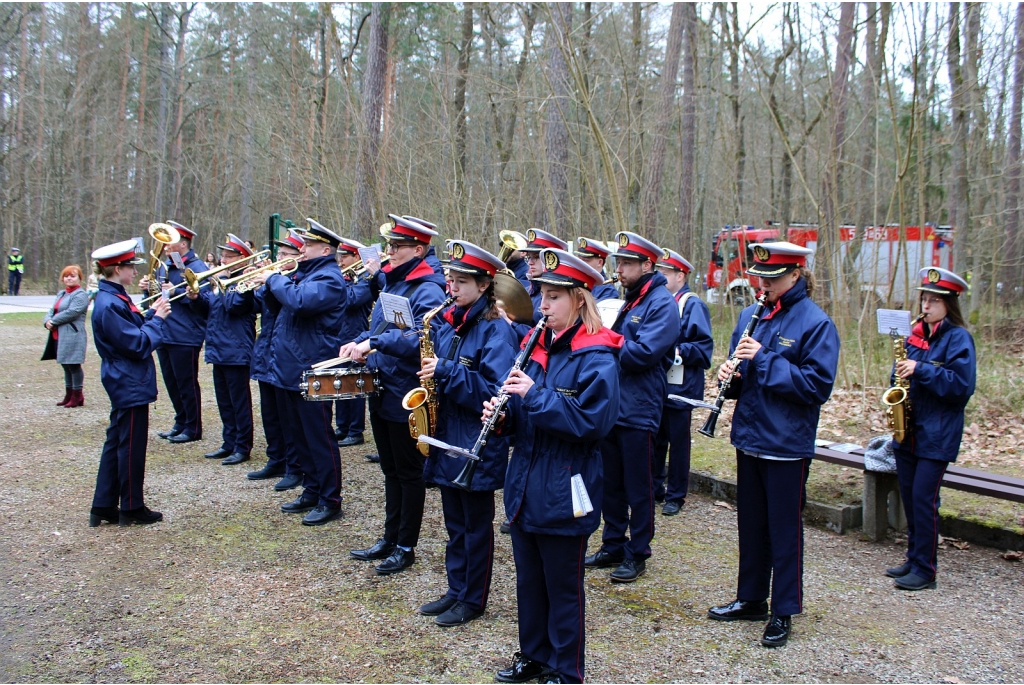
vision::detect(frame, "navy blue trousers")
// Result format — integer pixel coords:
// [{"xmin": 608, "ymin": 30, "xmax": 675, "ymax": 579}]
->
[
  {"xmin": 438, "ymin": 485, "xmax": 496, "ymax": 611},
  {"xmin": 510, "ymin": 524, "xmax": 589, "ymax": 684},
  {"xmin": 600, "ymin": 426, "xmax": 655, "ymax": 560},
  {"xmin": 269, "ymin": 384, "xmax": 303, "ymax": 476},
  {"xmin": 334, "ymin": 398, "xmax": 366, "ymax": 436},
  {"xmin": 279, "ymin": 389, "xmax": 343, "ymax": 508},
  {"xmin": 212, "ymin": 364, "xmax": 253, "ymax": 455},
  {"xmin": 736, "ymin": 450, "xmax": 810, "ymax": 616},
  {"xmin": 156, "ymin": 344, "xmax": 203, "ymax": 436},
  {"xmin": 894, "ymin": 448, "xmax": 949, "ymax": 580},
  {"xmin": 652, "ymin": 405, "xmax": 693, "ymax": 504},
  {"xmin": 369, "ymin": 411, "xmax": 426, "ymax": 548},
  {"xmin": 8, "ymin": 270, "xmax": 21, "ymax": 295},
  {"xmin": 92, "ymin": 404, "xmax": 149, "ymax": 511}
]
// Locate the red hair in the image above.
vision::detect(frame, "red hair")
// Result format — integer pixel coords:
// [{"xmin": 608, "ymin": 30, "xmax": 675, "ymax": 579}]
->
[{"xmin": 60, "ymin": 265, "xmax": 84, "ymax": 281}]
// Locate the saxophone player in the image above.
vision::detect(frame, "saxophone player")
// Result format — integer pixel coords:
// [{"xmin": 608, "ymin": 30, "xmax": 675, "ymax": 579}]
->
[{"xmin": 342, "ymin": 215, "xmax": 446, "ymax": 575}]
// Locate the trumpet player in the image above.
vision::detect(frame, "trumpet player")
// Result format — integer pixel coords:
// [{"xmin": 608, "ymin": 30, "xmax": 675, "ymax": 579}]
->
[
  {"xmin": 334, "ymin": 238, "xmax": 373, "ymax": 447},
  {"xmin": 416, "ymin": 241, "xmax": 517, "ymax": 627},
  {"xmin": 706, "ymin": 242, "xmax": 838, "ymax": 648},
  {"xmin": 343, "ymin": 216, "xmax": 446, "ymax": 575},
  {"xmin": 138, "ymin": 221, "xmax": 208, "ymax": 445},
  {"xmin": 186, "ymin": 234, "xmax": 257, "ymax": 466},
  {"xmin": 247, "ymin": 219, "xmax": 348, "ymax": 526},
  {"xmin": 886, "ymin": 268, "xmax": 975, "ymax": 592}
]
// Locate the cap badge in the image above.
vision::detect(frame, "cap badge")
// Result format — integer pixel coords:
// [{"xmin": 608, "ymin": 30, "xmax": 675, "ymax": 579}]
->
[
  {"xmin": 527, "ymin": 229, "xmax": 537, "ymax": 242},
  {"xmin": 662, "ymin": 248, "xmax": 671, "ymax": 260},
  {"xmin": 753, "ymin": 245, "xmax": 770, "ymax": 262},
  {"xmin": 451, "ymin": 243, "xmax": 465, "ymax": 260},
  {"xmin": 618, "ymin": 233, "xmax": 630, "ymax": 247},
  {"xmin": 927, "ymin": 268, "xmax": 940, "ymax": 284},
  {"xmin": 579, "ymin": 238, "xmax": 588, "ymax": 248},
  {"xmin": 544, "ymin": 251, "xmax": 560, "ymax": 270}
]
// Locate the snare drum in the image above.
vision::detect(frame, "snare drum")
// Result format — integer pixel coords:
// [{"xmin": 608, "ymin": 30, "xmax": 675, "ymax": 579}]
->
[{"xmin": 300, "ymin": 367, "xmax": 381, "ymax": 400}]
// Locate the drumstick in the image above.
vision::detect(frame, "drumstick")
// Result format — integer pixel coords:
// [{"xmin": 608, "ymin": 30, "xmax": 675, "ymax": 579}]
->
[{"xmin": 311, "ymin": 350, "xmax": 377, "ymax": 370}]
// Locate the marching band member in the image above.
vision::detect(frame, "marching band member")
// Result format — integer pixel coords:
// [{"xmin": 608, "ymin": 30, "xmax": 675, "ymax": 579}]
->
[
  {"xmin": 248, "ymin": 219, "xmax": 347, "ymax": 526},
  {"xmin": 573, "ymin": 237, "xmax": 619, "ymax": 301},
  {"xmin": 334, "ymin": 238, "xmax": 373, "ymax": 447},
  {"xmin": 651, "ymin": 249, "xmax": 713, "ymax": 515},
  {"xmin": 490, "ymin": 249, "xmax": 622, "ymax": 685},
  {"xmin": 509, "ymin": 229, "xmax": 568, "ymax": 339},
  {"xmin": 89, "ymin": 240, "xmax": 171, "ymax": 526},
  {"xmin": 887, "ymin": 267, "xmax": 976, "ymax": 591},
  {"xmin": 584, "ymin": 231, "xmax": 677, "ymax": 583},
  {"xmin": 189, "ymin": 234, "xmax": 257, "ymax": 466},
  {"xmin": 503, "ymin": 240, "xmax": 531, "ymax": 291},
  {"xmin": 138, "ymin": 221, "xmax": 208, "ymax": 444},
  {"xmin": 706, "ymin": 242, "xmax": 839, "ymax": 648},
  {"xmin": 246, "ymin": 230, "xmax": 305, "ymax": 491},
  {"xmin": 344, "ymin": 215, "xmax": 447, "ymax": 575},
  {"xmin": 417, "ymin": 241, "xmax": 517, "ymax": 626}
]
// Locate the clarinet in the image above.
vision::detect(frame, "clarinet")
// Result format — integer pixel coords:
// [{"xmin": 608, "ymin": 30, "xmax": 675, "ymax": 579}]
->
[
  {"xmin": 698, "ymin": 293, "xmax": 769, "ymax": 438},
  {"xmin": 450, "ymin": 316, "xmax": 549, "ymax": 491}
]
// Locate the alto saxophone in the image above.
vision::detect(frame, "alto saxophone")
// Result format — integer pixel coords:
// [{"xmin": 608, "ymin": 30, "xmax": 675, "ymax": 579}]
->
[
  {"xmin": 402, "ymin": 297, "xmax": 455, "ymax": 456},
  {"xmin": 881, "ymin": 326, "xmax": 915, "ymax": 443}
]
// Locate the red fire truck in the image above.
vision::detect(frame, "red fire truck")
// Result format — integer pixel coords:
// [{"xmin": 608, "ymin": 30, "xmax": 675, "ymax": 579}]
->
[{"xmin": 704, "ymin": 223, "xmax": 954, "ymax": 305}]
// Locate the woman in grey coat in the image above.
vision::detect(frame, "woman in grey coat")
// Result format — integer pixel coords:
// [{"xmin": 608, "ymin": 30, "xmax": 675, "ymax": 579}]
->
[{"xmin": 44, "ymin": 265, "xmax": 91, "ymax": 407}]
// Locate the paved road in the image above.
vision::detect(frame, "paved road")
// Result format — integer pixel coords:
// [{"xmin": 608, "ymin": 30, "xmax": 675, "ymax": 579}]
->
[{"xmin": 0, "ymin": 294, "xmax": 144, "ymax": 315}]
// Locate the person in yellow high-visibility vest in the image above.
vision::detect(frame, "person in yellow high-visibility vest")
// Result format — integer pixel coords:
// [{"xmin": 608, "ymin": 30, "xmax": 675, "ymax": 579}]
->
[{"xmin": 7, "ymin": 247, "xmax": 24, "ymax": 295}]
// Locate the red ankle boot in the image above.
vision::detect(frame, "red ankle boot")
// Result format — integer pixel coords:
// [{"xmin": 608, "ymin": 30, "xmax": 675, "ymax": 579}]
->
[
  {"xmin": 65, "ymin": 389, "xmax": 84, "ymax": 408},
  {"xmin": 57, "ymin": 388, "xmax": 72, "ymax": 406}
]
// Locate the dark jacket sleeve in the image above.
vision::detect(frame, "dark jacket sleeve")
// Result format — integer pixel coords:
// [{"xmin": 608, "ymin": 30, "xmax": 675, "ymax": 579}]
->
[
  {"xmin": 265, "ymin": 272, "xmax": 345, "ymax": 317},
  {"xmin": 435, "ymin": 324, "xmax": 517, "ymax": 414},
  {"xmin": 911, "ymin": 327, "xmax": 976, "ymax": 402},
  {"xmin": 98, "ymin": 306, "xmax": 164, "ymax": 360},
  {"xmin": 678, "ymin": 298, "xmax": 713, "ymax": 369},
  {"xmin": 749, "ymin": 316, "xmax": 839, "ymax": 405},
  {"xmin": 520, "ymin": 355, "xmax": 620, "ymax": 443},
  {"xmin": 617, "ymin": 295, "xmax": 678, "ymax": 372}
]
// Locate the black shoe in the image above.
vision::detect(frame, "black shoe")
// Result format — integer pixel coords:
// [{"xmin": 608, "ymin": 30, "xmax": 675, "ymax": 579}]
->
[
  {"xmin": 158, "ymin": 428, "xmax": 181, "ymax": 439},
  {"xmin": 280, "ymin": 496, "xmax": 317, "ymax": 514},
  {"xmin": 119, "ymin": 506, "xmax": 163, "ymax": 526},
  {"xmin": 204, "ymin": 447, "xmax": 231, "ymax": 459},
  {"xmin": 654, "ymin": 489, "xmax": 666, "ymax": 503},
  {"xmin": 761, "ymin": 614, "xmax": 792, "ymax": 647},
  {"xmin": 334, "ymin": 427, "xmax": 346, "ymax": 438},
  {"xmin": 610, "ymin": 558, "xmax": 646, "ymax": 583},
  {"xmin": 339, "ymin": 434, "xmax": 365, "ymax": 447},
  {"xmin": 273, "ymin": 474, "xmax": 302, "ymax": 491},
  {"xmin": 302, "ymin": 505, "xmax": 342, "ymax": 526},
  {"xmin": 707, "ymin": 599, "xmax": 770, "ymax": 622},
  {"xmin": 496, "ymin": 652, "xmax": 548, "ymax": 683},
  {"xmin": 662, "ymin": 500, "xmax": 682, "ymax": 516},
  {"xmin": 894, "ymin": 572, "xmax": 937, "ymax": 591},
  {"xmin": 499, "ymin": 520, "xmax": 511, "ymax": 535},
  {"xmin": 418, "ymin": 595, "xmax": 457, "ymax": 616},
  {"xmin": 168, "ymin": 431, "xmax": 201, "ymax": 444},
  {"xmin": 351, "ymin": 538, "xmax": 397, "ymax": 561},
  {"xmin": 885, "ymin": 561, "xmax": 912, "ymax": 578},
  {"xmin": 89, "ymin": 506, "xmax": 119, "ymax": 527},
  {"xmin": 221, "ymin": 452, "xmax": 250, "ymax": 466},
  {"xmin": 247, "ymin": 465, "xmax": 285, "ymax": 481},
  {"xmin": 364, "ymin": 453, "xmax": 380, "ymax": 463},
  {"xmin": 375, "ymin": 548, "xmax": 415, "ymax": 575},
  {"xmin": 584, "ymin": 546, "xmax": 624, "ymax": 569},
  {"xmin": 435, "ymin": 601, "xmax": 483, "ymax": 627}
]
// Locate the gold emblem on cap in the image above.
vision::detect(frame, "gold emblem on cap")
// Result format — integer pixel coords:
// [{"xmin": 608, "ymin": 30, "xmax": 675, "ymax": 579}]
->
[
  {"xmin": 579, "ymin": 238, "xmax": 588, "ymax": 249},
  {"xmin": 527, "ymin": 229, "xmax": 537, "ymax": 242},
  {"xmin": 451, "ymin": 243, "xmax": 465, "ymax": 260},
  {"xmin": 927, "ymin": 268, "xmax": 940, "ymax": 284},
  {"xmin": 662, "ymin": 248, "xmax": 671, "ymax": 260},
  {"xmin": 618, "ymin": 233, "xmax": 629, "ymax": 247},
  {"xmin": 753, "ymin": 245, "xmax": 770, "ymax": 262},
  {"xmin": 544, "ymin": 251, "xmax": 560, "ymax": 270}
]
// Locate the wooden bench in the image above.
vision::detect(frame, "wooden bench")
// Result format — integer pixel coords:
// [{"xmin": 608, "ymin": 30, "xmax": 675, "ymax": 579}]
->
[{"xmin": 814, "ymin": 442, "xmax": 1024, "ymax": 541}]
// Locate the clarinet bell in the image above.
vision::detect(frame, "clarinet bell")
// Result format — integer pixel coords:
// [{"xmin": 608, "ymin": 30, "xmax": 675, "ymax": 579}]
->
[
  {"xmin": 450, "ymin": 460, "xmax": 476, "ymax": 491},
  {"xmin": 698, "ymin": 409, "xmax": 720, "ymax": 438}
]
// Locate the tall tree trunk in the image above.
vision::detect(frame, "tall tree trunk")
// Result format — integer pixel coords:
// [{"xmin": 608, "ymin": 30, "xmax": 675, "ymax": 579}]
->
[
  {"xmin": 154, "ymin": 3, "xmax": 172, "ymax": 218},
  {"xmin": 241, "ymin": 35, "xmax": 256, "ymax": 236},
  {"xmin": 544, "ymin": 2, "xmax": 572, "ymax": 231},
  {"xmin": 625, "ymin": 2, "xmax": 643, "ymax": 229},
  {"xmin": 1003, "ymin": 3, "xmax": 1024, "ymax": 297},
  {"xmin": 947, "ymin": 2, "xmax": 970, "ymax": 272},
  {"xmin": 135, "ymin": 16, "xmax": 149, "ymax": 226},
  {"xmin": 729, "ymin": 3, "xmax": 745, "ymax": 219},
  {"xmin": 641, "ymin": 2, "xmax": 684, "ymax": 234},
  {"xmin": 454, "ymin": 2, "xmax": 474, "ymax": 228},
  {"xmin": 169, "ymin": 3, "xmax": 192, "ymax": 218},
  {"xmin": 676, "ymin": 3, "xmax": 698, "ymax": 255},
  {"xmin": 351, "ymin": 2, "xmax": 391, "ymax": 240}
]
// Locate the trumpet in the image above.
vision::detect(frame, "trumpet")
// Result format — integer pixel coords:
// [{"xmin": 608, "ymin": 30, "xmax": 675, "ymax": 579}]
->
[
  {"xmin": 214, "ymin": 256, "xmax": 300, "ymax": 294},
  {"xmin": 138, "ymin": 250, "xmax": 270, "ymax": 306},
  {"xmin": 603, "ymin": 275, "xmax": 619, "ymax": 285},
  {"xmin": 341, "ymin": 254, "xmax": 389, "ymax": 280},
  {"xmin": 497, "ymin": 230, "xmax": 529, "ymax": 263}
]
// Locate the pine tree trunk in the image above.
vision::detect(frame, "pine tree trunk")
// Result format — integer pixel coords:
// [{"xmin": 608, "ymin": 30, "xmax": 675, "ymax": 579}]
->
[
  {"xmin": 351, "ymin": 3, "xmax": 391, "ymax": 240},
  {"xmin": 676, "ymin": 3, "xmax": 697, "ymax": 255},
  {"xmin": 1003, "ymin": 3, "xmax": 1024, "ymax": 296},
  {"xmin": 544, "ymin": 2, "xmax": 572, "ymax": 231}
]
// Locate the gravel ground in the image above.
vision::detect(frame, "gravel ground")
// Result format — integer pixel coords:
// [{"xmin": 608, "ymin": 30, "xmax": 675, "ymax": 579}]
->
[{"xmin": 1, "ymin": 313, "xmax": 1023, "ymax": 683}]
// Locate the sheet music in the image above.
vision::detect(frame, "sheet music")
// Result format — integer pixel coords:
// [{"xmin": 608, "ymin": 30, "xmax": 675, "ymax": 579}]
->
[
  {"xmin": 378, "ymin": 292, "xmax": 415, "ymax": 329},
  {"xmin": 133, "ymin": 236, "xmax": 146, "ymax": 259},
  {"xmin": 357, "ymin": 246, "xmax": 383, "ymax": 269},
  {"xmin": 876, "ymin": 308, "xmax": 912, "ymax": 337},
  {"xmin": 169, "ymin": 251, "xmax": 185, "ymax": 270}
]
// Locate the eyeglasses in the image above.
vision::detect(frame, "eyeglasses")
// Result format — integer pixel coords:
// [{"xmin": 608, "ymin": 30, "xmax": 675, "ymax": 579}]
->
[
  {"xmin": 921, "ymin": 295, "xmax": 945, "ymax": 305},
  {"xmin": 385, "ymin": 242, "xmax": 416, "ymax": 253}
]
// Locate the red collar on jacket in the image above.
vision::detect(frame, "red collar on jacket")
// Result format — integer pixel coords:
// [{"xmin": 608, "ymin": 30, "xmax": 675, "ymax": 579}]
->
[
  {"xmin": 527, "ymin": 324, "xmax": 623, "ymax": 371},
  {"xmin": 907, "ymin": 318, "xmax": 942, "ymax": 351}
]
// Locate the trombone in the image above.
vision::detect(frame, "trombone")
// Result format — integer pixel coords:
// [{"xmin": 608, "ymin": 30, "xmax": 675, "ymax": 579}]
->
[
  {"xmin": 213, "ymin": 256, "xmax": 300, "ymax": 294},
  {"xmin": 138, "ymin": 250, "xmax": 269, "ymax": 306}
]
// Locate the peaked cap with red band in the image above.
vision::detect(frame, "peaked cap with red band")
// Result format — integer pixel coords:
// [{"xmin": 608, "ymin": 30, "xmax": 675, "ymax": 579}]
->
[
  {"xmin": 446, "ymin": 240, "xmax": 504, "ymax": 277},
  {"xmin": 274, "ymin": 229, "xmax": 305, "ymax": 251},
  {"xmin": 521, "ymin": 228, "xmax": 568, "ymax": 253},
  {"xmin": 218, "ymin": 232, "xmax": 254, "ymax": 257},
  {"xmin": 612, "ymin": 231, "xmax": 662, "ymax": 263},
  {"xmin": 533, "ymin": 249, "xmax": 604, "ymax": 291},
  {"xmin": 746, "ymin": 241, "xmax": 813, "ymax": 277},
  {"xmin": 401, "ymin": 215, "xmax": 437, "ymax": 231},
  {"xmin": 92, "ymin": 239, "xmax": 146, "ymax": 268},
  {"xmin": 301, "ymin": 218, "xmax": 343, "ymax": 247},
  {"xmin": 382, "ymin": 214, "xmax": 437, "ymax": 244},
  {"xmin": 574, "ymin": 237, "xmax": 612, "ymax": 260},
  {"xmin": 338, "ymin": 238, "xmax": 364, "ymax": 255},
  {"xmin": 166, "ymin": 220, "xmax": 196, "ymax": 241},
  {"xmin": 917, "ymin": 267, "xmax": 967, "ymax": 295},
  {"xmin": 657, "ymin": 248, "xmax": 694, "ymax": 274}
]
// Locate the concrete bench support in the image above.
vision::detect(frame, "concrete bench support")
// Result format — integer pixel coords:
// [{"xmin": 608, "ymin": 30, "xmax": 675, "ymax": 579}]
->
[{"xmin": 862, "ymin": 471, "xmax": 906, "ymax": 541}]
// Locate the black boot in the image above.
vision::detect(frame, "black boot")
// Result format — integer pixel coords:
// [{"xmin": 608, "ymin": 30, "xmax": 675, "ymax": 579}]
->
[
  {"xmin": 119, "ymin": 506, "xmax": 163, "ymax": 526},
  {"xmin": 89, "ymin": 506, "xmax": 119, "ymax": 527}
]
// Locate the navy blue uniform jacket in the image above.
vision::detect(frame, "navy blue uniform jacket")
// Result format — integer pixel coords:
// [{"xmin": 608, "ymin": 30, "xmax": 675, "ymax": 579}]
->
[
  {"xmin": 194, "ymin": 284, "xmax": 256, "ymax": 366},
  {"xmin": 591, "ymin": 282, "xmax": 620, "ymax": 302},
  {"xmin": 92, "ymin": 280, "xmax": 165, "ymax": 409},
  {"xmin": 895, "ymin": 319, "xmax": 976, "ymax": 462},
  {"xmin": 666, "ymin": 283, "xmax": 714, "ymax": 403},
  {"xmin": 508, "ymin": 256, "xmax": 530, "ymax": 291},
  {"xmin": 727, "ymin": 279, "xmax": 839, "ymax": 459},
  {"xmin": 611, "ymin": 271, "xmax": 679, "ymax": 431},
  {"xmin": 265, "ymin": 255, "xmax": 348, "ymax": 390},
  {"xmin": 503, "ymin": 323, "xmax": 623, "ymax": 536},
  {"xmin": 423, "ymin": 297, "xmax": 518, "ymax": 490},
  {"xmin": 250, "ymin": 283, "xmax": 282, "ymax": 385},
  {"xmin": 338, "ymin": 276, "xmax": 373, "ymax": 343},
  {"xmin": 511, "ymin": 281, "xmax": 545, "ymax": 340},
  {"xmin": 354, "ymin": 258, "xmax": 447, "ymax": 422},
  {"xmin": 154, "ymin": 250, "xmax": 208, "ymax": 346}
]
